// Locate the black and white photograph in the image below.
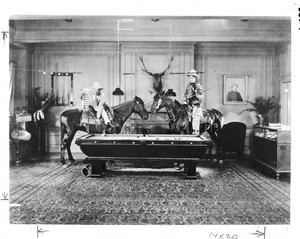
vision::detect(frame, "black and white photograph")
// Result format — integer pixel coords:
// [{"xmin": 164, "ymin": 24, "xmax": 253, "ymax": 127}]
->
[
  {"xmin": 1, "ymin": 0, "xmax": 299, "ymax": 238},
  {"xmin": 223, "ymin": 75, "xmax": 247, "ymax": 104}
]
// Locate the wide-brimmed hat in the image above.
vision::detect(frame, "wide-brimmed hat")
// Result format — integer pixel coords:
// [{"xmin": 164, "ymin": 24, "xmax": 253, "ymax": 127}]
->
[
  {"xmin": 187, "ymin": 69, "xmax": 199, "ymax": 80},
  {"xmin": 165, "ymin": 88, "xmax": 176, "ymax": 97},
  {"xmin": 92, "ymin": 82, "xmax": 103, "ymax": 90}
]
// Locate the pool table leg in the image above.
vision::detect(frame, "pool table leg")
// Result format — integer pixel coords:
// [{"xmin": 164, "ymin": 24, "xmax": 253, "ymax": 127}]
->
[
  {"xmin": 92, "ymin": 162, "xmax": 107, "ymax": 175},
  {"xmin": 82, "ymin": 161, "xmax": 107, "ymax": 177},
  {"xmin": 185, "ymin": 162, "xmax": 198, "ymax": 179}
]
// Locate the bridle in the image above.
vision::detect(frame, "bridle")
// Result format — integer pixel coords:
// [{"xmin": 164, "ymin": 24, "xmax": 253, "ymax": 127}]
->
[
  {"xmin": 156, "ymin": 97, "xmax": 175, "ymax": 122},
  {"xmin": 133, "ymin": 98, "xmax": 147, "ymax": 118},
  {"xmin": 114, "ymin": 98, "xmax": 145, "ymax": 119}
]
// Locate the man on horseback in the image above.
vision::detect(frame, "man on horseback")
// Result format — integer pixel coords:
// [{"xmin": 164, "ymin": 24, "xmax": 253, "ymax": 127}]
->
[
  {"xmin": 79, "ymin": 82, "xmax": 114, "ymax": 132},
  {"xmin": 183, "ymin": 69, "xmax": 204, "ymax": 136}
]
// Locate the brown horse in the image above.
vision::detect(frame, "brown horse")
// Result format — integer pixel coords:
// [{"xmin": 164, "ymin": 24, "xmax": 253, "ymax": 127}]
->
[
  {"xmin": 151, "ymin": 91, "xmax": 223, "ymax": 153},
  {"xmin": 60, "ymin": 96, "xmax": 149, "ymax": 165}
]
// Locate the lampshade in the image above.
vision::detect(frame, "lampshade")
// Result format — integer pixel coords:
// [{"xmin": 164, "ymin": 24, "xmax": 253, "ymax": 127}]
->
[
  {"xmin": 165, "ymin": 88, "xmax": 176, "ymax": 97},
  {"xmin": 112, "ymin": 87, "xmax": 124, "ymax": 96}
]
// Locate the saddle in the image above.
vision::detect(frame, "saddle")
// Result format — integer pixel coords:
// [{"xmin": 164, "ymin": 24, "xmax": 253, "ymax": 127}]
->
[
  {"xmin": 103, "ymin": 103, "xmax": 114, "ymax": 121},
  {"xmin": 183, "ymin": 104, "xmax": 208, "ymax": 124},
  {"xmin": 82, "ymin": 105, "xmax": 116, "ymax": 133},
  {"xmin": 183, "ymin": 104, "xmax": 193, "ymax": 122}
]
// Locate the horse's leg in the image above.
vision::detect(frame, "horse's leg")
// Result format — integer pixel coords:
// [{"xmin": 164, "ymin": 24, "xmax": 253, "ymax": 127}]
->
[
  {"xmin": 61, "ymin": 117, "xmax": 78, "ymax": 164},
  {"xmin": 215, "ymin": 130, "xmax": 223, "ymax": 164},
  {"xmin": 64, "ymin": 121, "xmax": 79, "ymax": 163},
  {"xmin": 210, "ymin": 126, "xmax": 223, "ymax": 163},
  {"xmin": 66, "ymin": 131, "xmax": 76, "ymax": 164},
  {"xmin": 205, "ymin": 129, "xmax": 213, "ymax": 161},
  {"xmin": 60, "ymin": 123, "xmax": 67, "ymax": 165}
]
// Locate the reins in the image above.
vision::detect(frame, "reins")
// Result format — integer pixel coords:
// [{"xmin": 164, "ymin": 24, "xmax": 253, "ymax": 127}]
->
[{"xmin": 114, "ymin": 99, "xmax": 146, "ymax": 120}]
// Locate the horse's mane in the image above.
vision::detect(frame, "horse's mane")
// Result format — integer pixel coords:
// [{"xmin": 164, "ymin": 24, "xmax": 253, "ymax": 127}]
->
[
  {"xmin": 112, "ymin": 97, "xmax": 145, "ymax": 111},
  {"xmin": 174, "ymin": 99, "xmax": 182, "ymax": 108},
  {"xmin": 165, "ymin": 97, "xmax": 183, "ymax": 110},
  {"xmin": 112, "ymin": 99, "xmax": 134, "ymax": 110}
]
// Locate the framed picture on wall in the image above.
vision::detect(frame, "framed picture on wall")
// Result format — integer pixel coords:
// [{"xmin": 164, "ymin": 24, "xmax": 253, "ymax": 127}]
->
[{"xmin": 223, "ymin": 75, "xmax": 248, "ymax": 105}]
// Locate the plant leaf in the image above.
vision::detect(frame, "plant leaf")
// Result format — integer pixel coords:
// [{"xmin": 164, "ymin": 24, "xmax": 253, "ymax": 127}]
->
[{"xmin": 239, "ymin": 96, "xmax": 280, "ymax": 116}]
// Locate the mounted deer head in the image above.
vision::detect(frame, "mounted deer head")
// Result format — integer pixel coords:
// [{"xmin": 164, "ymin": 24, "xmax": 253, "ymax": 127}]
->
[{"xmin": 139, "ymin": 55, "xmax": 174, "ymax": 93}]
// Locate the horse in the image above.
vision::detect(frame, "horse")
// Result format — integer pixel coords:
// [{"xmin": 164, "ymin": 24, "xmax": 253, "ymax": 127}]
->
[
  {"xmin": 151, "ymin": 91, "xmax": 224, "ymax": 155},
  {"xmin": 152, "ymin": 92, "xmax": 190, "ymax": 134},
  {"xmin": 60, "ymin": 96, "xmax": 149, "ymax": 165}
]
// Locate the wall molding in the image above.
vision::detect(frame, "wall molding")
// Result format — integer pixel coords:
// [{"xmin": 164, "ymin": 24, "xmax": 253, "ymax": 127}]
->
[
  {"xmin": 12, "ymin": 28, "xmax": 291, "ymax": 44},
  {"xmin": 34, "ymin": 42, "xmax": 118, "ymax": 52},
  {"xmin": 195, "ymin": 42, "xmax": 276, "ymax": 56},
  {"xmin": 280, "ymin": 74, "xmax": 291, "ymax": 83}
]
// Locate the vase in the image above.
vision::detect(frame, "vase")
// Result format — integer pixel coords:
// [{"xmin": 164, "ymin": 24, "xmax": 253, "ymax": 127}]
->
[
  {"xmin": 262, "ymin": 116, "xmax": 269, "ymax": 125},
  {"xmin": 257, "ymin": 115, "xmax": 269, "ymax": 126}
]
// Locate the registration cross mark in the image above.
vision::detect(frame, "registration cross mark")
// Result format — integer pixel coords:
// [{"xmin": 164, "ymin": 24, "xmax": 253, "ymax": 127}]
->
[
  {"xmin": 37, "ymin": 226, "xmax": 49, "ymax": 238},
  {"xmin": 1, "ymin": 192, "xmax": 8, "ymax": 200},
  {"xmin": 250, "ymin": 226, "xmax": 266, "ymax": 239}
]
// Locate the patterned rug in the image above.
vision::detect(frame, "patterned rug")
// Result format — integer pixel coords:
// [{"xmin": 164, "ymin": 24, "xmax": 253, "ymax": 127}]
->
[{"xmin": 9, "ymin": 159, "xmax": 290, "ymax": 225}]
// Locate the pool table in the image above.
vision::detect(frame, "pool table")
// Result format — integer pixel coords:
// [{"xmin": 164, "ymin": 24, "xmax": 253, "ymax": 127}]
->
[{"xmin": 75, "ymin": 134, "xmax": 212, "ymax": 179}]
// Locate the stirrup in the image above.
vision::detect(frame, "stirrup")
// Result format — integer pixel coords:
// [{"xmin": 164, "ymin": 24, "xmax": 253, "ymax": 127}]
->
[{"xmin": 106, "ymin": 123, "xmax": 116, "ymax": 133}]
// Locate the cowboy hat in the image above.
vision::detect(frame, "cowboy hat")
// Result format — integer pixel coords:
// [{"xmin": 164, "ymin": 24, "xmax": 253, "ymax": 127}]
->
[
  {"xmin": 92, "ymin": 82, "xmax": 103, "ymax": 90},
  {"xmin": 187, "ymin": 69, "xmax": 199, "ymax": 80},
  {"xmin": 165, "ymin": 88, "xmax": 176, "ymax": 97}
]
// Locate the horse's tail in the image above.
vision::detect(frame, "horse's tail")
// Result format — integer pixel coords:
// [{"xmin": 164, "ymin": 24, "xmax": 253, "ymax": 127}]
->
[{"xmin": 210, "ymin": 108, "xmax": 224, "ymax": 129}]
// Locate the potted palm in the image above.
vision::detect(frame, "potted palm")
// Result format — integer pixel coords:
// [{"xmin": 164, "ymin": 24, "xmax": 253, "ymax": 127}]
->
[{"xmin": 240, "ymin": 96, "xmax": 280, "ymax": 125}]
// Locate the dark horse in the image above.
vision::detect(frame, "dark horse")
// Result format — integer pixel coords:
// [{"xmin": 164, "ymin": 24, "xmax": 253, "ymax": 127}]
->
[
  {"xmin": 60, "ymin": 96, "xmax": 149, "ymax": 165},
  {"xmin": 151, "ymin": 91, "xmax": 223, "ymax": 154}
]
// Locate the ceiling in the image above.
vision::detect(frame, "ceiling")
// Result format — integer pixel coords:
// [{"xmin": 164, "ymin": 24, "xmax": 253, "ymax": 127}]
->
[{"xmin": 9, "ymin": 16, "xmax": 291, "ymax": 44}]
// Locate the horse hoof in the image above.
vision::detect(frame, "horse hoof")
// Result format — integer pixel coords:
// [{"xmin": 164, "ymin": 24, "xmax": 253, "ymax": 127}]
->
[
  {"xmin": 62, "ymin": 164, "xmax": 68, "ymax": 168},
  {"xmin": 69, "ymin": 161, "xmax": 78, "ymax": 166}
]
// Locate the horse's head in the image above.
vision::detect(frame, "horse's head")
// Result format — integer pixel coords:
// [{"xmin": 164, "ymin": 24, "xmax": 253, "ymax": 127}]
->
[
  {"xmin": 133, "ymin": 96, "xmax": 149, "ymax": 120},
  {"xmin": 151, "ymin": 91, "xmax": 167, "ymax": 114}
]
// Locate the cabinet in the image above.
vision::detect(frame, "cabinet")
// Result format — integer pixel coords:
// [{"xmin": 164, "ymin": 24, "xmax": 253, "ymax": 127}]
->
[{"xmin": 253, "ymin": 125, "xmax": 291, "ymax": 180}]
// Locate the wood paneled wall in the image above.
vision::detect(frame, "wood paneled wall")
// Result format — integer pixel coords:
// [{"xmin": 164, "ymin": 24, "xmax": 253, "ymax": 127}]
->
[
  {"xmin": 120, "ymin": 42, "xmax": 195, "ymax": 106},
  {"xmin": 14, "ymin": 41, "xmax": 290, "ymax": 154},
  {"xmin": 33, "ymin": 42, "xmax": 195, "ymax": 152},
  {"xmin": 33, "ymin": 42, "xmax": 119, "ymax": 108},
  {"xmin": 275, "ymin": 44, "xmax": 291, "ymax": 126},
  {"xmin": 9, "ymin": 45, "xmax": 33, "ymax": 108},
  {"xmin": 195, "ymin": 43, "xmax": 277, "ymax": 125},
  {"xmin": 195, "ymin": 43, "xmax": 280, "ymax": 154}
]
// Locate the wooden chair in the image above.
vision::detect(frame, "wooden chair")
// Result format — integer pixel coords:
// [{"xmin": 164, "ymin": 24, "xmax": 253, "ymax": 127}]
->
[{"xmin": 219, "ymin": 122, "xmax": 246, "ymax": 161}]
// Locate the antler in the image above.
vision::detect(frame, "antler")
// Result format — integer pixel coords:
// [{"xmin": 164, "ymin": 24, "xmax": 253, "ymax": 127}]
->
[
  {"xmin": 139, "ymin": 55, "xmax": 175, "ymax": 93},
  {"xmin": 139, "ymin": 56, "xmax": 153, "ymax": 76},
  {"xmin": 158, "ymin": 56, "xmax": 174, "ymax": 75}
]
